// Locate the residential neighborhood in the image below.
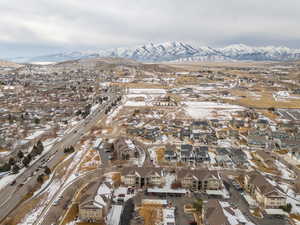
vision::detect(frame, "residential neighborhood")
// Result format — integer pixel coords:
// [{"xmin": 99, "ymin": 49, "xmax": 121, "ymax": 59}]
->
[{"xmin": 1, "ymin": 52, "xmax": 300, "ymax": 225}]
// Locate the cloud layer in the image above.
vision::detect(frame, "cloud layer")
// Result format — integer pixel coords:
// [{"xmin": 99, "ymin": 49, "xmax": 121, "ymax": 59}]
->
[{"xmin": 1, "ymin": 0, "xmax": 300, "ymax": 57}]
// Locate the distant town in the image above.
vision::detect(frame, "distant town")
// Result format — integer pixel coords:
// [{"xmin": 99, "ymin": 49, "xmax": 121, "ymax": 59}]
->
[{"xmin": 0, "ymin": 57, "xmax": 300, "ymax": 225}]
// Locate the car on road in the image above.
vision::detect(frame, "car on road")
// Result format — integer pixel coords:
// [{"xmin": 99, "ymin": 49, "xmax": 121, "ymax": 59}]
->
[
  {"xmin": 53, "ymin": 200, "xmax": 59, "ymax": 206},
  {"xmin": 10, "ymin": 180, "xmax": 16, "ymax": 186}
]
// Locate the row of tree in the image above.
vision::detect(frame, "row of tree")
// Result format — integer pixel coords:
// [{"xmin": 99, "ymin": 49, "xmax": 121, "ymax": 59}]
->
[{"xmin": 0, "ymin": 140, "xmax": 44, "ymax": 174}]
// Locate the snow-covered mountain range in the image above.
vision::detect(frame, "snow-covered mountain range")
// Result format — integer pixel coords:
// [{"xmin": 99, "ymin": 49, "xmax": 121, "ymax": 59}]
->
[{"xmin": 9, "ymin": 42, "xmax": 300, "ymax": 63}]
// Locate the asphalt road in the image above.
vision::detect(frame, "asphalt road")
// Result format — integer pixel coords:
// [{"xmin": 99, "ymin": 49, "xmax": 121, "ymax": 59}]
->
[{"xmin": 0, "ymin": 87, "xmax": 124, "ymax": 223}]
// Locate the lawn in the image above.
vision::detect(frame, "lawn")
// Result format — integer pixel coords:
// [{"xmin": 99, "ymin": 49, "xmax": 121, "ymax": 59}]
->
[{"xmin": 60, "ymin": 203, "xmax": 78, "ymax": 225}]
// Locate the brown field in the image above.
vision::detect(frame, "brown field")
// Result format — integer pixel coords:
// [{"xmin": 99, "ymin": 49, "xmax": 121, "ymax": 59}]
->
[
  {"xmin": 3, "ymin": 193, "xmax": 46, "ymax": 225},
  {"xmin": 139, "ymin": 205, "xmax": 162, "ymax": 225},
  {"xmin": 225, "ymin": 89, "xmax": 300, "ymax": 109},
  {"xmin": 112, "ymin": 82, "xmax": 166, "ymax": 89}
]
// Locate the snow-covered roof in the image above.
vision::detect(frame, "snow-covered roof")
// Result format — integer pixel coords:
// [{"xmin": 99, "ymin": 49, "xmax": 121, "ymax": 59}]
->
[
  {"xmin": 147, "ymin": 188, "xmax": 187, "ymax": 194},
  {"xmin": 97, "ymin": 183, "xmax": 112, "ymax": 198}
]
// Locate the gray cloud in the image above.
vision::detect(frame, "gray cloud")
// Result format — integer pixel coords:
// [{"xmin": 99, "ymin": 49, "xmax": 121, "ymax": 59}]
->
[{"xmin": 0, "ymin": 0, "xmax": 300, "ymax": 58}]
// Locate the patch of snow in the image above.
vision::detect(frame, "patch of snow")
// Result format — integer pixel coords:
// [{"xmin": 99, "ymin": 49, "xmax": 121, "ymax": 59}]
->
[
  {"xmin": 107, "ymin": 205, "xmax": 123, "ymax": 225},
  {"xmin": 124, "ymin": 101, "xmax": 147, "ymax": 107},
  {"xmin": 129, "ymin": 88, "xmax": 166, "ymax": 94}
]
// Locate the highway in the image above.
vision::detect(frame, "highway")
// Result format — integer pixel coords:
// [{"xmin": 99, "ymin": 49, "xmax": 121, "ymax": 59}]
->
[{"xmin": 0, "ymin": 87, "xmax": 124, "ymax": 223}]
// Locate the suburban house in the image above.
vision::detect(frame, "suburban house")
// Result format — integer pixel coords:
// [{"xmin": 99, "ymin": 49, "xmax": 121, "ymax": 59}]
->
[
  {"xmin": 121, "ymin": 167, "xmax": 165, "ymax": 188},
  {"xmin": 78, "ymin": 181, "xmax": 113, "ymax": 223},
  {"xmin": 289, "ymin": 147, "xmax": 300, "ymax": 161},
  {"xmin": 194, "ymin": 146, "xmax": 210, "ymax": 163},
  {"xmin": 215, "ymin": 147, "xmax": 232, "ymax": 166},
  {"xmin": 179, "ymin": 144, "xmax": 194, "ymax": 163},
  {"xmin": 180, "ymin": 127, "xmax": 192, "ymax": 140},
  {"xmin": 164, "ymin": 144, "xmax": 178, "ymax": 162},
  {"xmin": 244, "ymin": 171, "xmax": 286, "ymax": 209},
  {"xmin": 113, "ymin": 137, "xmax": 140, "ymax": 160},
  {"xmin": 176, "ymin": 169, "xmax": 222, "ymax": 192},
  {"xmin": 256, "ymin": 119, "xmax": 269, "ymax": 129}
]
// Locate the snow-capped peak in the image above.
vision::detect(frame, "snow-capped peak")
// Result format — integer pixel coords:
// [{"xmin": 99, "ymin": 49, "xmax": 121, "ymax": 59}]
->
[{"xmin": 8, "ymin": 41, "xmax": 300, "ymax": 63}]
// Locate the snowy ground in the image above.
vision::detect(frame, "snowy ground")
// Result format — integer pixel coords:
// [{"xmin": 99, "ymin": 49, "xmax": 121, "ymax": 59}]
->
[
  {"xmin": 183, "ymin": 101, "xmax": 244, "ymax": 119},
  {"xmin": 278, "ymin": 183, "xmax": 300, "ymax": 216},
  {"xmin": 18, "ymin": 181, "xmax": 61, "ymax": 225},
  {"xmin": 106, "ymin": 103, "xmax": 124, "ymax": 124},
  {"xmin": 0, "ymin": 168, "xmax": 26, "ymax": 191},
  {"xmin": 25, "ymin": 129, "xmax": 49, "ymax": 140}
]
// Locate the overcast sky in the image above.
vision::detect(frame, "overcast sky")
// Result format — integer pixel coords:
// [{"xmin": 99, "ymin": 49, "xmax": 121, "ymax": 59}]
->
[{"xmin": 1, "ymin": 0, "xmax": 300, "ymax": 58}]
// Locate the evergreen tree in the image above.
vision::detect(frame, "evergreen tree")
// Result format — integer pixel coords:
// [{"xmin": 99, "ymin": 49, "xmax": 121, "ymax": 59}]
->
[
  {"xmin": 36, "ymin": 140, "xmax": 44, "ymax": 154},
  {"xmin": 31, "ymin": 145, "xmax": 39, "ymax": 157},
  {"xmin": 22, "ymin": 156, "xmax": 31, "ymax": 167},
  {"xmin": 17, "ymin": 151, "xmax": 24, "ymax": 159},
  {"xmin": 37, "ymin": 174, "xmax": 44, "ymax": 184},
  {"xmin": 12, "ymin": 165, "xmax": 20, "ymax": 174},
  {"xmin": 34, "ymin": 117, "xmax": 40, "ymax": 124},
  {"xmin": 8, "ymin": 157, "xmax": 15, "ymax": 165},
  {"xmin": 44, "ymin": 166, "xmax": 51, "ymax": 175}
]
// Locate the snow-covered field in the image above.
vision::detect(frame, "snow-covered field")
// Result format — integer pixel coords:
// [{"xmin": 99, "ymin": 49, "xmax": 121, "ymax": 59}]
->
[
  {"xmin": 129, "ymin": 88, "xmax": 166, "ymax": 94},
  {"xmin": 183, "ymin": 101, "xmax": 244, "ymax": 119}
]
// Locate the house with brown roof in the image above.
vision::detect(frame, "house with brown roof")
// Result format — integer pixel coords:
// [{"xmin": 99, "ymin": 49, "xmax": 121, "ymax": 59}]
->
[
  {"xmin": 78, "ymin": 181, "xmax": 113, "ymax": 223},
  {"xmin": 121, "ymin": 167, "xmax": 165, "ymax": 188},
  {"xmin": 252, "ymin": 150, "xmax": 275, "ymax": 169},
  {"xmin": 176, "ymin": 169, "xmax": 222, "ymax": 192},
  {"xmin": 244, "ymin": 171, "xmax": 286, "ymax": 209},
  {"xmin": 202, "ymin": 199, "xmax": 254, "ymax": 225}
]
